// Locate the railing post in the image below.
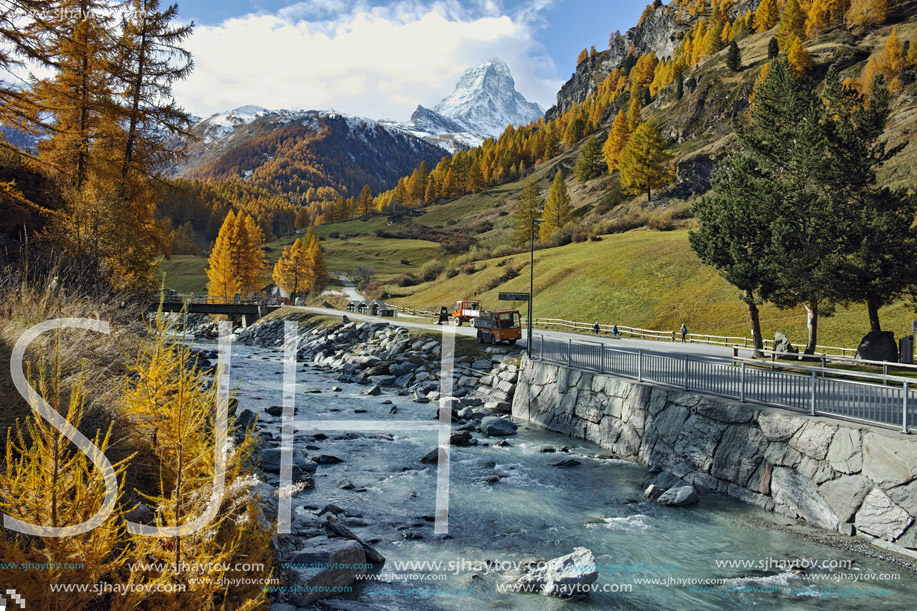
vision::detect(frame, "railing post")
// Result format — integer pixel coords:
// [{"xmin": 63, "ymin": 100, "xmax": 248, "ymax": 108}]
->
[
  {"xmin": 683, "ymin": 354, "xmax": 689, "ymax": 390},
  {"xmin": 567, "ymin": 338, "xmax": 572, "ymax": 366},
  {"xmin": 904, "ymin": 382, "xmax": 910, "ymax": 434},
  {"xmin": 540, "ymin": 335, "xmax": 544, "ymax": 361},
  {"xmin": 740, "ymin": 362, "xmax": 746, "ymax": 402},
  {"xmin": 810, "ymin": 370, "xmax": 817, "ymax": 416},
  {"xmin": 638, "ymin": 349, "xmax": 643, "ymax": 382},
  {"xmin": 600, "ymin": 344, "xmax": 605, "ymax": 374}
]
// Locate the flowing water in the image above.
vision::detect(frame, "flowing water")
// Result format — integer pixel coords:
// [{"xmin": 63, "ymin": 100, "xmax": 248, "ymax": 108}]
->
[{"xmin": 222, "ymin": 342, "xmax": 917, "ymax": 610}]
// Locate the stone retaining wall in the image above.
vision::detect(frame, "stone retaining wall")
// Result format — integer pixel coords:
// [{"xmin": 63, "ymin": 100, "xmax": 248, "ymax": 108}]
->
[{"xmin": 512, "ymin": 358, "xmax": 917, "ymax": 558}]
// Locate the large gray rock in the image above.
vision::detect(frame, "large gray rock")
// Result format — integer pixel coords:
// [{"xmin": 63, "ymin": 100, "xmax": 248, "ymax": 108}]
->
[
  {"xmin": 758, "ymin": 411, "xmax": 804, "ymax": 442},
  {"xmin": 862, "ymin": 432, "xmax": 917, "ymax": 489},
  {"xmin": 855, "ymin": 331, "xmax": 898, "ymax": 363},
  {"xmin": 674, "ymin": 415, "xmax": 726, "ymax": 472},
  {"xmin": 854, "ymin": 488, "xmax": 914, "ymax": 541},
  {"xmin": 259, "ymin": 448, "xmax": 316, "ymax": 478},
  {"xmin": 284, "ymin": 537, "xmax": 367, "ymax": 606},
  {"xmin": 818, "ymin": 475, "xmax": 872, "ymax": 523},
  {"xmin": 710, "ymin": 426, "xmax": 767, "ymax": 486},
  {"xmin": 771, "ymin": 467, "xmax": 839, "ymax": 531},
  {"xmin": 826, "ymin": 428, "xmax": 862, "ymax": 474},
  {"xmin": 657, "ymin": 485, "xmax": 699, "ymax": 506},
  {"xmin": 480, "ymin": 416, "xmax": 518, "ymax": 437},
  {"xmin": 789, "ymin": 421, "xmax": 836, "ymax": 460},
  {"xmin": 515, "ymin": 548, "xmax": 599, "ymax": 598},
  {"xmin": 774, "ymin": 332, "xmax": 798, "ymax": 357}
]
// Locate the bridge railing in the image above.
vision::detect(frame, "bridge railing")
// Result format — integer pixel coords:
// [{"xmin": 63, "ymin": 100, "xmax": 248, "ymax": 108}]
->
[
  {"xmin": 159, "ymin": 294, "xmax": 283, "ymax": 307},
  {"xmin": 531, "ymin": 335, "xmax": 914, "ymax": 434}
]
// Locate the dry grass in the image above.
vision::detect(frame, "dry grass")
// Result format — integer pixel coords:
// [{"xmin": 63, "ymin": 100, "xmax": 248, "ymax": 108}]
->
[{"xmin": 0, "ymin": 248, "xmax": 145, "ymax": 468}]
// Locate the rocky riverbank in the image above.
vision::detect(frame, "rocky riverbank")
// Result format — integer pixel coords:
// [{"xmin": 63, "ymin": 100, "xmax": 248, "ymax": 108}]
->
[
  {"xmin": 230, "ymin": 313, "xmax": 557, "ymax": 609},
  {"xmin": 513, "ymin": 358, "xmax": 917, "ymax": 562}
]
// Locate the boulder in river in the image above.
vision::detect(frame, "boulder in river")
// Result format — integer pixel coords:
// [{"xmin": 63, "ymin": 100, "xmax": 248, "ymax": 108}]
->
[
  {"xmin": 318, "ymin": 454, "xmax": 344, "ymax": 465},
  {"xmin": 552, "ymin": 459, "xmax": 581, "ymax": 468},
  {"xmin": 515, "ymin": 548, "xmax": 599, "ymax": 598},
  {"xmin": 283, "ymin": 536, "xmax": 366, "ymax": 606},
  {"xmin": 363, "ymin": 385, "xmax": 382, "ymax": 396},
  {"xmin": 481, "ymin": 416, "xmax": 518, "ymax": 437},
  {"xmin": 450, "ymin": 431, "xmax": 476, "ymax": 447},
  {"xmin": 657, "ymin": 485, "xmax": 699, "ymax": 506},
  {"xmin": 421, "ymin": 449, "xmax": 443, "ymax": 464}
]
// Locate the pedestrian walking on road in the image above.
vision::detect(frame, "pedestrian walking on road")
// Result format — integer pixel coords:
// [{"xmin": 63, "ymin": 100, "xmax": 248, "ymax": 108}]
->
[
  {"xmin": 680, "ymin": 323, "xmax": 688, "ymax": 343},
  {"xmin": 612, "ymin": 324, "xmax": 619, "ymax": 338},
  {"xmin": 593, "ymin": 322, "xmax": 600, "ymax": 335},
  {"xmin": 438, "ymin": 306, "xmax": 449, "ymax": 325}
]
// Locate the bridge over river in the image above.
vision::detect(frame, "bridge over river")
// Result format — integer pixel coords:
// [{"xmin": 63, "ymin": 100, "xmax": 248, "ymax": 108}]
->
[{"xmin": 152, "ymin": 295, "xmax": 283, "ymax": 325}]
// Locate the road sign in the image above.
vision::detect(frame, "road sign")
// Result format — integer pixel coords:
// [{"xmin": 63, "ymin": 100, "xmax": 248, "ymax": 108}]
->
[{"xmin": 499, "ymin": 292, "xmax": 530, "ymax": 301}]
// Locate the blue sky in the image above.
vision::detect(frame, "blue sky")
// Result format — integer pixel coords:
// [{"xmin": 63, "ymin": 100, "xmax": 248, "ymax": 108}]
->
[{"xmin": 171, "ymin": 0, "xmax": 645, "ymax": 120}]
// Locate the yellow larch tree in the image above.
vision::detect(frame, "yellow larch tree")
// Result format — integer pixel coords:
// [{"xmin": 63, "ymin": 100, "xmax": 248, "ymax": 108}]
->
[
  {"xmin": 603, "ymin": 110, "xmax": 632, "ymax": 172},
  {"xmin": 206, "ymin": 210, "xmax": 240, "ymax": 297},
  {"xmin": 755, "ymin": 0, "xmax": 779, "ymax": 32},
  {"xmin": 788, "ymin": 37, "xmax": 815, "ymax": 76},
  {"xmin": 845, "ymin": 0, "xmax": 887, "ymax": 28},
  {"xmin": 618, "ymin": 119, "xmax": 672, "ymax": 202},
  {"xmin": 273, "ymin": 238, "xmax": 312, "ymax": 300},
  {"xmin": 778, "ymin": 0, "xmax": 808, "ymax": 51},
  {"xmin": 0, "ymin": 344, "xmax": 128, "ymax": 611}
]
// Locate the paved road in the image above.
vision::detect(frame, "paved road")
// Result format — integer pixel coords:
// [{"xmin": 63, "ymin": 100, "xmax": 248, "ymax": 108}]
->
[
  {"xmin": 335, "ymin": 274, "xmax": 364, "ymax": 302},
  {"xmin": 309, "ymin": 273, "xmax": 756, "ymax": 361},
  {"xmin": 296, "ymin": 304, "xmax": 754, "ymax": 362},
  {"xmin": 297, "ymin": 276, "xmax": 909, "ymax": 430}
]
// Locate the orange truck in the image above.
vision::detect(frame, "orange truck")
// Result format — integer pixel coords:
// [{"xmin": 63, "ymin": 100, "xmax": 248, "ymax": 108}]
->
[
  {"xmin": 473, "ymin": 310, "xmax": 522, "ymax": 345},
  {"xmin": 452, "ymin": 299, "xmax": 483, "ymax": 326}
]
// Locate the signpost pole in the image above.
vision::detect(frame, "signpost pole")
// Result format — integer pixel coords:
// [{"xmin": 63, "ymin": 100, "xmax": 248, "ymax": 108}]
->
[{"xmin": 528, "ymin": 220, "xmax": 543, "ymax": 358}]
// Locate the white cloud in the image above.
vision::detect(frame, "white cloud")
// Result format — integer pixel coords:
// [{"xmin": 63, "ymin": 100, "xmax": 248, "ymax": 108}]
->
[{"xmin": 173, "ymin": 1, "xmax": 562, "ymax": 121}]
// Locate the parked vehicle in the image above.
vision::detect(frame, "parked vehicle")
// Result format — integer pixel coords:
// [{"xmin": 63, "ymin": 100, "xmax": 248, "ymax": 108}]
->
[
  {"xmin": 452, "ymin": 299, "xmax": 483, "ymax": 326},
  {"xmin": 473, "ymin": 310, "xmax": 522, "ymax": 345}
]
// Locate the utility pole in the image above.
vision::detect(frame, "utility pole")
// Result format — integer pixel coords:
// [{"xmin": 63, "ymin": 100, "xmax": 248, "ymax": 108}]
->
[{"xmin": 529, "ymin": 219, "xmax": 543, "ymax": 358}]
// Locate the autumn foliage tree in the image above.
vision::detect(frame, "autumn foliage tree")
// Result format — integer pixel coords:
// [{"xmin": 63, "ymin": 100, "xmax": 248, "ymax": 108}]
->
[
  {"xmin": 603, "ymin": 110, "xmax": 632, "ymax": 172},
  {"xmin": 121, "ymin": 313, "xmax": 273, "ymax": 609},
  {"xmin": 273, "ymin": 227, "xmax": 329, "ymax": 299},
  {"xmin": 787, "ymin": 37, "xmax": 815, "ymax": 76},
  {"xmin": 540, "ymin": 171, "xmax": 573, "ymax": 240},
  {"xmin": 0, "ymin": 342, "xmax": 128, "ymax": 610},
  {"xmin": 206, "ymin": 211, "xmax": 267, "ymax": 297},
  {"xmin": 618, "ymin": 120, "xmax": 672, "ymax": 202}
]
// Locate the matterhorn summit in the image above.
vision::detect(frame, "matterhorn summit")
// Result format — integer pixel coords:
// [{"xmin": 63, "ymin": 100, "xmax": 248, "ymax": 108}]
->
[{"xmin": 431, "ymin": 58, "xmax": 544, "ymax": 138}]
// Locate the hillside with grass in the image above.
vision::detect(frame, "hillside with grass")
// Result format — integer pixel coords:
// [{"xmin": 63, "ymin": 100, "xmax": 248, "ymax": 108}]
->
[{"xmin": 161, "ymin": 2, "xmax": 917, "ymax": 350}]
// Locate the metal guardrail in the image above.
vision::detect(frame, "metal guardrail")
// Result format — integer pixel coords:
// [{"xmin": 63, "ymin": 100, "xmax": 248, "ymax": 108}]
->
[
  {"xmin": 532, "ymin": 335, "xmax": 914, "ymax": 434},
  {"xmin": 524, "ymin": 317, "xmax": 863, "ymax": 357}
]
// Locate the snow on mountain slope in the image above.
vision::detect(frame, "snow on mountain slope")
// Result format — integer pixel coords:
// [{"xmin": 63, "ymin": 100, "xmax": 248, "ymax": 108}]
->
[{"xmin": 432, "ymin": 58, "xmax": 544, "ymax": 138}]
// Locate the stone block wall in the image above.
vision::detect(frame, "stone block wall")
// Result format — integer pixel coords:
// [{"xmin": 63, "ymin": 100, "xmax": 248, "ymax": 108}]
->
[{"xmin": 512, "ymin": 359, "xmax": 917, "ymax": 557}]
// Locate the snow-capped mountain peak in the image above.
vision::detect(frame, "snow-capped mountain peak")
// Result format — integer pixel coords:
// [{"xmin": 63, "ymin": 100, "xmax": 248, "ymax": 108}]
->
[{"xmin": 432, "ymin": 58, "xmax": 543, "ymax": 138}]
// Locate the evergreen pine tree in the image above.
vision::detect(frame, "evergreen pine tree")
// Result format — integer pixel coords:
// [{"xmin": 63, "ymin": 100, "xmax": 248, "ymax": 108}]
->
[
  {"xmin": 540, "ymin": 171, "xmax": 573, "ymax": 240},
  {"xmin": 727, "ymin": 40, "xmax": 742, "ymax": 71},
  {"xmin": 768, "ymin": 36, "xmax": 780, "ymax": 59},
  {"xmin": 676, "ymin": 73, "xmax": 685, "ymax": 99},
  {"xmin": 574, "ymin": 136, "xmax": 606, "ymax": 182},
  {"xmin": 514, "ymin": 178, "xmax": 541, "ymax": 246}
]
